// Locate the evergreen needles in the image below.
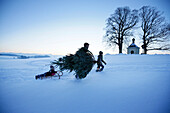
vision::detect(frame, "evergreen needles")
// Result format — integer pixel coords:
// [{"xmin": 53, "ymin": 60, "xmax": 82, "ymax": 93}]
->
[{"xmin": 52, "ymin": 47, "xmax": 96, "ymax": 79}]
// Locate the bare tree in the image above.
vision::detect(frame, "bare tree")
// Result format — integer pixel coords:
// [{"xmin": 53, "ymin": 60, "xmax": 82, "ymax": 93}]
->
[
  {"xmin": 104, "ymin": 7, "xmax": 138, "ymax": 54},
  {"xmin": 139, "ymin": 6, "xmax": 170, "ymax": 54}
]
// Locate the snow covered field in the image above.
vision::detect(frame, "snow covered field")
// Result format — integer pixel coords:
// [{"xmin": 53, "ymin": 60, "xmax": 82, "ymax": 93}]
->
[{"xmin": 0, "ymin": 54, "xmax": 170, "ymax": 113}]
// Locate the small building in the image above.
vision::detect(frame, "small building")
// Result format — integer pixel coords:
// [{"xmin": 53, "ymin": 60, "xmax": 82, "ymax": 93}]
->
[{"xmin": 127, "ymin": 38, "xmax": 140, "ymax": 54}]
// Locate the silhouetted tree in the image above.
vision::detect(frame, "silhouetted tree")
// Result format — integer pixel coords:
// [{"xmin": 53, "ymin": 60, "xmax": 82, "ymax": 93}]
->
[
  {"xmin": 104, "ymin": 6, "xmax": 138, "ymax": 53},
  {"xmin": 139, "ymin": 6, "xmax": 170, "ymax": 54}
]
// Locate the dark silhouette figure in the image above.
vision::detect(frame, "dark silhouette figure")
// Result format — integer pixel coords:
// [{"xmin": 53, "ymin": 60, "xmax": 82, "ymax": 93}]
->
[
  {"xmin": 35, "ymin": 66, "xmax": 57, "ymax": 79},
  {"xmin": 96, "ymin": 51, "xmax": 106, "ymax": 72},
  {"xmin": 52, "ymin": 42, "xmax": 96, "ymax": 79}
]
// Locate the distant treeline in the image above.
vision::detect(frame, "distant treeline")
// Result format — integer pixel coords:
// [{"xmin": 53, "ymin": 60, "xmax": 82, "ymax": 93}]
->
[{"xmin": 0, "ymin": 53, "xmax": 50, "ymax": 59}]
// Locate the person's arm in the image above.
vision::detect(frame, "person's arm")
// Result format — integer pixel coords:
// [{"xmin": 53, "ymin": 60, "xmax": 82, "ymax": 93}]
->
[
  {"xmin": 101, "ymin": 56, "xmax": 106, "ymax": 65},
  {"xmin": 87, "ymin": 50, "xmax": 96, "ymax": 62}
]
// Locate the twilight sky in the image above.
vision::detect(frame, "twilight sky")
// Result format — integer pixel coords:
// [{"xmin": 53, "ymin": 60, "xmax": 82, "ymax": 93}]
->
[{"xmin": 0, "ymin": 0, "xmax": 170, "ymax": 55}]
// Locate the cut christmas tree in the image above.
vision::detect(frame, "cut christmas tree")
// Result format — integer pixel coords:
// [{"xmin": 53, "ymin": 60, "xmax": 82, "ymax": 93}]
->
[{"xmin": 52, "ymin": 47, "xmax": 96, "ymax": 79}]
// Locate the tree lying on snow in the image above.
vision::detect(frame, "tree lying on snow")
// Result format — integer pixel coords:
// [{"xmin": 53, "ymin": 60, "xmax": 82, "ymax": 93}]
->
[{"xmin": 52, "ymin": 43, "xmax": 96, "ymax": 79}]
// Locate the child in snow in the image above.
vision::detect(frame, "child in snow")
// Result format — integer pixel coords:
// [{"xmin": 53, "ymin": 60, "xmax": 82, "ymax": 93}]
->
[
  {"xmin": 35, "ymin": 65, "xmax": 57, "ymax": 79},
  {"xmin": 96, "ymin": 51, "xmax": 106, "ymax": 72},
  {"xmin": 45, "ymin": 65, "xmax": 57, "ymax": 76}
]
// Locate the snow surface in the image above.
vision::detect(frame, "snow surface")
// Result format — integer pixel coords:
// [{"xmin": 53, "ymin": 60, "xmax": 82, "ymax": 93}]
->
[{"xmin": 0, "ymin": 54, "xmax": 170, "ymax": 113}]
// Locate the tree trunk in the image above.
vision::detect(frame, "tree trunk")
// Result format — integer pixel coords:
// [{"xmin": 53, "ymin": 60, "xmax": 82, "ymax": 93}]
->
[
  {"xmin": 118, "ymin": 36, "xmax": 123, "ymax": 54},
  {"xmin": 143, "ymin": 32, "xmax": 147, "ymax": 54},
  {"xmin": 119, "ymin": 36, "xmax": 123, "ymax": 54},
  {"xmin": 144, "ymin": 48, "xmax": 147, "ymax": 54},
  {"xmin": 119, "ymin": 44, "xmax": 122, "ymax": 53}
]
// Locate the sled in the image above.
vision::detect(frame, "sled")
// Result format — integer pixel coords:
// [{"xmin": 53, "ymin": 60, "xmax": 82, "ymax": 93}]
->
[{"xmin": 35, "ymin": 71, "xmax": 63, "ymax": 80}]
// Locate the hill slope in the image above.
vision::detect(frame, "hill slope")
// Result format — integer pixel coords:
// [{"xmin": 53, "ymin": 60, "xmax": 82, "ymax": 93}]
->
[{"xmin": 0, "ymin": 54, "xmax": 170, "ymax": 113}]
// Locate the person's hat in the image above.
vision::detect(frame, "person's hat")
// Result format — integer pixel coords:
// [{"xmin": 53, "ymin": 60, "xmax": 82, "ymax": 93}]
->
[
  {"xmin": 84, "ymin": 42, "xmax": 89, "ymax": 47},
  {"xmin": 99, "ymin": 51, "xmax": 103, "ymax": 54}
]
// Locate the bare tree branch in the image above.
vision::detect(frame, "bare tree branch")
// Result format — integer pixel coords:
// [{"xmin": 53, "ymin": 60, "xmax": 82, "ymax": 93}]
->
[
  {"xmin": 104, "ymin": 6, "xmax": 138, "ymax": 54},
  {"xmin": 139, "ymin": 6, "xmax": 170, "ymax": 54}
]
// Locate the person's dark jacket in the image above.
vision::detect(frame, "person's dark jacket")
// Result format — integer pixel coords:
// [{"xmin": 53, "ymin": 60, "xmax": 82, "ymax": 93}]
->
[
  {"xmin": 97, "ymin": 55, "xmax": 106, "ymax": 65},
  {"xmin": 46, "ymin": 69, "xmax": 57, "ymax": 76}
]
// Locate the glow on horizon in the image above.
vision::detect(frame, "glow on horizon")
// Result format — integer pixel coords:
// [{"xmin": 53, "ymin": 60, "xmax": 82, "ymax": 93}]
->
[{"xmin": 0, "ymin": 0, "xmax": 170, "ymax": 55}]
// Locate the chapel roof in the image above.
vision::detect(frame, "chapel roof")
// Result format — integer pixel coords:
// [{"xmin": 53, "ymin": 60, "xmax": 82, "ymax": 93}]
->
[{"xmin": 128, "ymin": 38, "xmax": 140, "ymax": 48}]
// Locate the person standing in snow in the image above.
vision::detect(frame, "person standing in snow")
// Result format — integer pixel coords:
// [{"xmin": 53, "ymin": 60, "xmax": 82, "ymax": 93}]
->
[
  {"xmin": 74, "ymin": 42, "xmax": 96, "ymax": 78},
  {"xmin": 96, "ymin": 51, "xmax": 106, "ymax": 72}
]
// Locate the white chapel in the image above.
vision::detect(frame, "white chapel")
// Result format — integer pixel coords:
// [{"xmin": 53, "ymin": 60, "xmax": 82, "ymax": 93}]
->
[{"xmin": 127, "ymin": 38, "xmax": 140, "ymax": 54}]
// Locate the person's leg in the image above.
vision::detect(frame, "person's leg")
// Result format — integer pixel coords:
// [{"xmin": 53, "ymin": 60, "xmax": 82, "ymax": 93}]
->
[
  {"xmin": 35, "ymin": 73, "xmax": 46, "ymax": 79},
  {"xmin": 44, "ymin": 72, "xmax": 50, "ymax": 76},
  {"xmin": 75, "ymin": 74, "xmax": 79, "ymax": 79},
  {"xmin": 96, "ymin": 64, "xmax": 100, "ymax": 72},
  {"xmin": 100, "ymin": 64, "xmax": 104, "ymax": 71}
]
